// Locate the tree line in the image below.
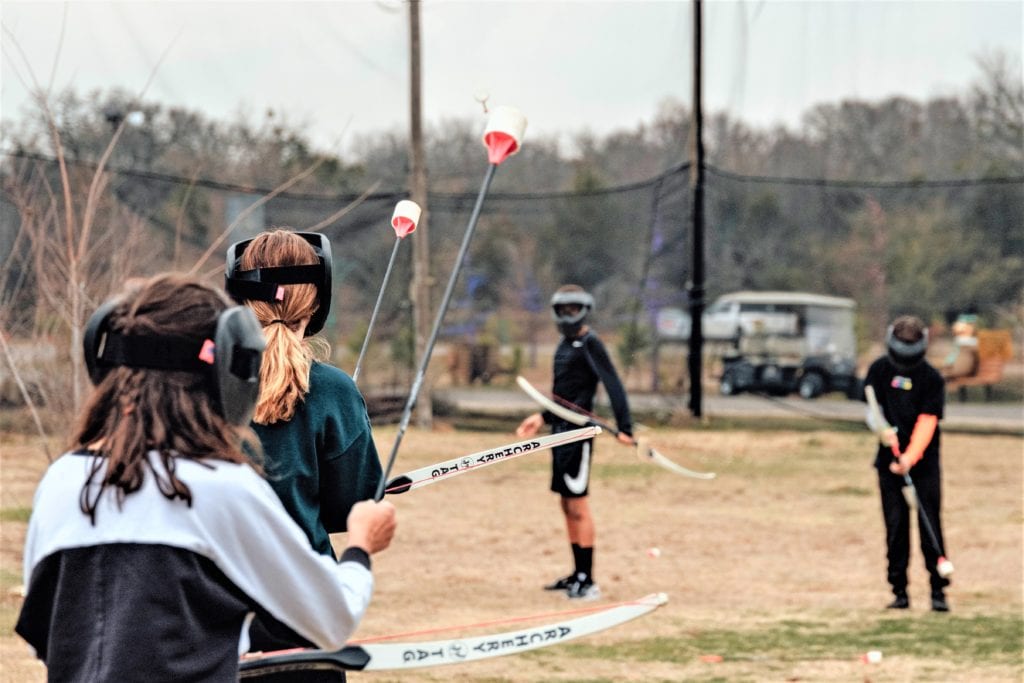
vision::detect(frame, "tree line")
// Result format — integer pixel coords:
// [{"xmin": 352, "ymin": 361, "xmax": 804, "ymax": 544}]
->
[{"xmin": 1, "ymin": 51, "xmax": 1020, "ymax": 412}]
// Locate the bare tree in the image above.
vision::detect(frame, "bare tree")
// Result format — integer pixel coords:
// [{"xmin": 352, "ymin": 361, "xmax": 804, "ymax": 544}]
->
[
  {"xmin": 0, "ymin": 18, "xmax": 177, "ymax": 414},
  {"xmin": 971, "ymin": 50, "xmax": 1024, "ymax": 167}
]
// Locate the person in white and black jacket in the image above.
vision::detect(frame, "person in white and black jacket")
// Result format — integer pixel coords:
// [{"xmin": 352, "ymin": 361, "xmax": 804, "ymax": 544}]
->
[{"xmin": 15, "ymin": 273, "xmax": 396, "ymax": 682}]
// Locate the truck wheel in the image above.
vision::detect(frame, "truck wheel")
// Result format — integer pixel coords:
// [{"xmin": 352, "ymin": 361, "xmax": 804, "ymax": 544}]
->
[
  {"xmin": 720, "ymin": 372, "xmax": 738, "ymax": 396},
  {"xmin": 797, "ymin": 372, "xmax": 825, "ymax": 399}
]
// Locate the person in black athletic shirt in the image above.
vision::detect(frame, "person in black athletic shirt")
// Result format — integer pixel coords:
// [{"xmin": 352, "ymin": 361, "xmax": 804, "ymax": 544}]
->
[
  {"xmin": 516, "ymin": 285, "xmax": 634, "ymax": 600},
  {"xmin": 863, "ymin": 314, "xmax": 950, "ymax": 612}
]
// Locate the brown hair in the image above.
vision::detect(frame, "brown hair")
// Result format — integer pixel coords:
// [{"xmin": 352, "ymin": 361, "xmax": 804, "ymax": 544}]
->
[
  {"xmin": 240, "ymin": 229, "xmax": 328, "ymax": 424},
  {"xmin": 891, "ymin": 315, "xmax": 927, "ymax": 343},
  {"xmin": 71, "ymin": 273, "xmax": 260, "ymax": 522}
]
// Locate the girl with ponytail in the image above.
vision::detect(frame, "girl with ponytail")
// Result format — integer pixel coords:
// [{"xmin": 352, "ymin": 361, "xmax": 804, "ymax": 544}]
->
[{"xmin": 230, "ymin": 229, "xmax": 383, "ymax": 559}]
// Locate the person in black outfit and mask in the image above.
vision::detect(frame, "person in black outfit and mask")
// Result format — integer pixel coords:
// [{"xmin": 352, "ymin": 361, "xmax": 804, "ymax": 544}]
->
[
  {"xmin": 863, "ymin": 315, "xmax": 951, "ymax": 612},
  {"xmin": 516, "ymin": 285, "xmax": 634, "ymax": 600}
]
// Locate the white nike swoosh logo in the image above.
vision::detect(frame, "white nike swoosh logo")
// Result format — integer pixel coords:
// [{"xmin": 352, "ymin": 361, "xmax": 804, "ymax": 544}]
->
[{"xmin": 563, "ymin": 441, "xmax": 591, "ymax": 495}]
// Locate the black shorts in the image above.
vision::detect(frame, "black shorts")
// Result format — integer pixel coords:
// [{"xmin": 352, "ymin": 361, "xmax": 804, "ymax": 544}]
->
[{"xmin": 550, "ymin": 423, "xmax": 594, "ymax": 498}]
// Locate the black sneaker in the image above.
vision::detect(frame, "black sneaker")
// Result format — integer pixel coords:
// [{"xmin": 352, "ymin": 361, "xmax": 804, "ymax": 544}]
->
[
  {"xmin": 566, "ymin": 575, "xmax": 601, "ymax": 601},
  {"xmin": 931, "ymin": 593, "xmax": 950, "ymax": 612},
  {"xmin": 886, "ymin": 593, "xmax": 910, "ymax": 609},
  {"xmin": 543, "ymin": 574, "xmax": 575, "ymax": 591}
]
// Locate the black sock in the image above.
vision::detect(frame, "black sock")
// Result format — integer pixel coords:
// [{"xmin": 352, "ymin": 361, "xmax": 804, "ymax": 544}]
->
[
  {"xmin": 570, "ymin": 543, "xmax": 582, "ymax": 575},
  {"xmin": 575, "ymin": 546, "xmax": 594, "ymax": 581}
]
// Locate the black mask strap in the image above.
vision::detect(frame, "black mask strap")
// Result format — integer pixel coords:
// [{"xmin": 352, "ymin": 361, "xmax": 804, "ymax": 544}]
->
[
  {"xmin": 225, "ymin": 264, "xmax": 324, "ymax": 302},
  {"xmin": 99, "ymin": 334, "xmax": 213, "ymax": 373}
]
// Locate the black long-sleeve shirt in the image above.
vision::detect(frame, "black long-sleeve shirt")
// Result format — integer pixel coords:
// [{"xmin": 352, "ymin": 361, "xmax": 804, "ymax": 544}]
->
[{"xmin": 545, "ymin": 331, "xmax": 633, "ymax": 436}]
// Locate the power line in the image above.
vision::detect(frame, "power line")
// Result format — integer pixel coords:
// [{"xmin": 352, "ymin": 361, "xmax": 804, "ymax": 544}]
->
[
  {"xmin": 5, "ymin": 151, "xmax": 1022, "ymax": 201},
  {"xmin": 706, "ymin": 163, "xmax": 1024, "ymax": 188},
  {"xmin": 3, "ymin": 150, "xmax": 405, "ymax": 202}
]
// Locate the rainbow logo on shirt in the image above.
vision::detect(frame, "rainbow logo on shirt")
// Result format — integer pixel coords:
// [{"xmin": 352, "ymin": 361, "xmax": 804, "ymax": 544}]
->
[{"xmin": 891, "ymin": 376, "xmax": 913, "ymax": 390}]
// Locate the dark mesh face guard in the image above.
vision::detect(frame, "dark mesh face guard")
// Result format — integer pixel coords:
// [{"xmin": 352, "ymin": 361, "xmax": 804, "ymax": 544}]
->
[
  {"xmin": 886, "ymin": 325, "xmax": 929, "ymax": 371},
  {"xmin": 84, "ymin": 302, "xmax": 266, "ymax": 426},
  {"xmin": 224, "ymin": 232, "xmax": 333, "ymax": 336},
  {"xmin": 550, "ymin": 290, "xmax": 594, "ymax": 324}
]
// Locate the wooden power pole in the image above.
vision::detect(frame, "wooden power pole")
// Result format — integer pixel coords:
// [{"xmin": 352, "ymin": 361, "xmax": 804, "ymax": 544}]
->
[{"xmin": 409, "ymin": 0, "xmax": 433, "ymax": 427}]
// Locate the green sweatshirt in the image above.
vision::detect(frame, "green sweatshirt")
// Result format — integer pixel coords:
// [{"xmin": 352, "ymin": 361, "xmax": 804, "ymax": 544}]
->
[{"xmin": 253, "ymin": 361, "xmax": 382, "ymax": 557}]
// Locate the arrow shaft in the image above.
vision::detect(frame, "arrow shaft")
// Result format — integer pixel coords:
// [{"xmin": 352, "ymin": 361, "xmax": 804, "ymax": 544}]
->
[
  {"xmin": 375, "ymin": 163, "xmax": 499, "ymax": 500},
  {"xmin": 353, "ymin": 237, "xmax": 403, "ymax": 383}
]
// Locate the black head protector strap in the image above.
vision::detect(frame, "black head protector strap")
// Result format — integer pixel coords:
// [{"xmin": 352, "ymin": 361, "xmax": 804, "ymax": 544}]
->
[
  {"xmin": 224, "ymin": 232, "xmax": 333, "ymax": 336},
  {"xmin": 886, "ymin": 325, "xmax": 929, "ymax": 371},
  {"xmin": 84, "ymin": 300, "xmax": 266, "ymax": 426}
]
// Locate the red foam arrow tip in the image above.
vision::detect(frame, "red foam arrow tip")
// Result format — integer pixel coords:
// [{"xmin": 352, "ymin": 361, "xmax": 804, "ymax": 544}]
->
[
  {"xmin": 391, "ymin": 216, "xmax": 417, "ymax": 238},
  {"xmin": 484, "ymin": 131, "xmax": 519, "ymax": 165}
]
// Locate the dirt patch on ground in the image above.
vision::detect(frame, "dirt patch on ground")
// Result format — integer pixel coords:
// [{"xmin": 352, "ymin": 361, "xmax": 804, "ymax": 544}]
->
[{"xmin": 2, "ymin": 426, "xmax": 1021, "ymax": 682}]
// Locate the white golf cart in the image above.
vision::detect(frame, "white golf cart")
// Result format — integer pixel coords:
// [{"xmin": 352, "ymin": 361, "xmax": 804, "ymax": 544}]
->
[{"xmin": 709, "ymin": 291, "xmax": 860, "ymax": 399}]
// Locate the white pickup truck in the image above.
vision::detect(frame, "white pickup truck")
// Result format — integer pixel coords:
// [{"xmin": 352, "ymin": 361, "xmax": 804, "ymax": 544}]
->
[{"xmin": 701, "ymin": 291, "xmax": 803, "ymax": 340}]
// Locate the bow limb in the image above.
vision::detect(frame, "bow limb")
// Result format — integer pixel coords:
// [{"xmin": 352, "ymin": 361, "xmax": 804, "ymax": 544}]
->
[
  {"xmin": 385, "ymin": 425, "xmax": 601, "ymax": 494},
  {"xmin": 516, "ymin": 375, "xmax": 599, "ymax": 427},
  {"xmin": 644, "ymin": 444, "xmax": 717, "ymax": 480},
  {"xmin": 516, "ymin": 376, "xmax": 715, "ymax": 480},
  {"xmin": 864, "ymin": 385, "xmax": 898, "ymax": 451},
  {"xmin": 239, "ymin": 593, "xmax": 667, "ymax": 675}
]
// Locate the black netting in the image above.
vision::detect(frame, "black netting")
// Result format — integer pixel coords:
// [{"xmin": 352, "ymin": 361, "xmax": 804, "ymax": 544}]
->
[{"xmin": 2, "ymin": 152, "xmax": 1021, "ymax": 394}]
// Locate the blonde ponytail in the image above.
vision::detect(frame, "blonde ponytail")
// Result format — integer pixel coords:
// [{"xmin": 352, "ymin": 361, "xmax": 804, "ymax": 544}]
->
[
  {"xmin": 253, "ymin": 322, "xmax": 313, "ymax": 424},
  {"xmin": 240, "ymin": 229, "xmax": 331, "ymax": 425}
]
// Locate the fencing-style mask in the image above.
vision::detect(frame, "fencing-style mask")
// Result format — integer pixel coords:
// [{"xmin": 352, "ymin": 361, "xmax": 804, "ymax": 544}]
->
[
  {"xmin": 550, "ymin": 288, "xmax": 594, "ymax": 338},
  {"xmin": 886, "ymin": 325, "xmax": 929, "ymax": 372}
]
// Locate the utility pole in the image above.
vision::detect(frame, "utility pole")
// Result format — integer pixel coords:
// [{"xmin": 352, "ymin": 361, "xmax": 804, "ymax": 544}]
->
[
  {"xmin": 408, "ymin": 0, "xmax": 433, "ymax": 427},
  {"xmin": 687, "ymin": 0, "xmax": 706, "ymax": 417}
]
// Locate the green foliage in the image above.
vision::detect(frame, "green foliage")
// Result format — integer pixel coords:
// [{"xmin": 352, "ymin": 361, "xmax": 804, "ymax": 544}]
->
[
  {"xmin": 389, "ymin": 319, "xmax": 416, "ymax": 371},
  {"xmin": 3, "ymin": 52, "xmax": 1020, "ymax": 364},
  {"xmin": 617, "ymin": 321, "xmax": 651, "ymax": 371},
  {"xmin": 509, "ymin": 345, "xmax": 523, "ymax": 378},
  {"xmin": 466, "ymin": 224, "xmax": 512, "ymax": 310},
  {"xmin": 542, "ymin": 164, "xmax": 630, "ymax": 291},
  {"xmin": 346, "ymin": 320, "xmax": 370, "ymax": 359},
  {"xmin": 562, "ymin": 613, "xmax": 1024, "ymax": 667},
  {"xmin": 823, "ymin": 485, "xmax": 872, "ymax": 497},
  {"xmin": 0, "ymin": 507, "xmax": 31, "ymax": 523}
]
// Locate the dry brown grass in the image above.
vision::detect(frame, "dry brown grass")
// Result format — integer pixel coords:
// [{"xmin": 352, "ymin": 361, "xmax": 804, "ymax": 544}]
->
[{"xmin": 1, "ymin": 424, "xmax": 1021, "ymax": 682}]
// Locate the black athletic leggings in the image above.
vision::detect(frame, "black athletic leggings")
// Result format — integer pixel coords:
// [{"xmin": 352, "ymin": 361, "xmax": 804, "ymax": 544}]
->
[{"xmin": 877, "ymin": 466, "xmax": 950, "ymax": 594}]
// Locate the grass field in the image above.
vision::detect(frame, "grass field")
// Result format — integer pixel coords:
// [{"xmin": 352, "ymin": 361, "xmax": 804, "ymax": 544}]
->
[{"xmin": 2, "ymin": 423, "xmax": 1022, "ymax": 682}]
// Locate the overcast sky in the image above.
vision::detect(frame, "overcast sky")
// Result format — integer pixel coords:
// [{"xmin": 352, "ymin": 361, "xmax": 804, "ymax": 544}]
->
[{"xmin": 1, "ymin": 1, "xmax": 1020, "ymax": 155}]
